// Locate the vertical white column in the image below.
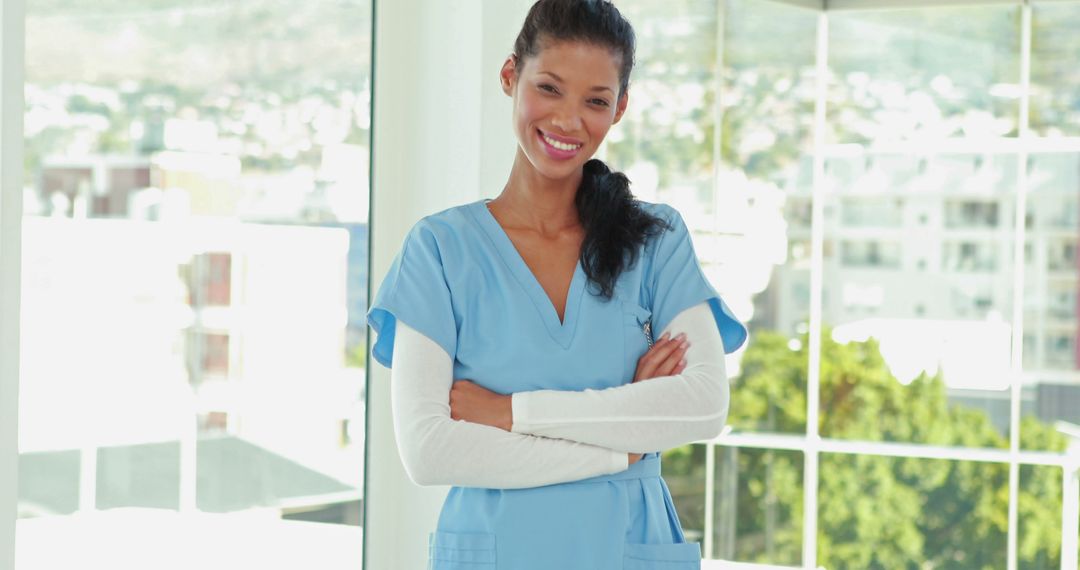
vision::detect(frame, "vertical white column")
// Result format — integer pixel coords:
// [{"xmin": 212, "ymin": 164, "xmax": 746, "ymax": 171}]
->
[
  {"xmin": 1063, "ymin": 461, "xmax": 1079, "ymax": 570},
  {"xmin": 704, "ymin": 441, "xmax": 717, "ymax": 559},
  {"xmin": 0, "ymin": 0, "xmax": 25, "ymax": 569},
  {"xmin": 364, "ymin": 1, "xmax": 528, "ymax": 568},
  {"xmin": 178, "ymin": 412, "xmax": 197, "ymax": 513},
  {"xmin": 803, "ymin": 9, "xmax": 829, "ymax": 570},
  {"xmin": 1009, "ymin": 4, "xmax": 1032, "ymax": 570},
  {"xmin": 77, "ymin": 447, "xmax": 97, "ymax": 512},
  {"xmin": 704, "ymin": 0, "xmax": 727, "ymax": 558}
]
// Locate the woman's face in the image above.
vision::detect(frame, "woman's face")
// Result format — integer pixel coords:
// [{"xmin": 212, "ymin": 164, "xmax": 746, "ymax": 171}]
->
[{"xmin": 501, "ymin": 39, "xmax": 628, "ymax": 182}]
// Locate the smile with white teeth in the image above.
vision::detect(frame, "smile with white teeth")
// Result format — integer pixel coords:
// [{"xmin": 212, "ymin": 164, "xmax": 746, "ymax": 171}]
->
[{"xmin": 541, "ymin": 133, "xmax": 582, "ymax": 151}]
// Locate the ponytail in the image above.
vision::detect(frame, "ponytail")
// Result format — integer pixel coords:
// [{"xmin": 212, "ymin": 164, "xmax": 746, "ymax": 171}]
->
[{"xmin": 575, "ymin": 158, "xmax": 669, "ymax": 299}]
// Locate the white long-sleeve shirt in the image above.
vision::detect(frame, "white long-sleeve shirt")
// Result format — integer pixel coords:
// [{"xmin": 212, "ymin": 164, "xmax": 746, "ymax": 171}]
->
[{"xmin": 389, "ymin": 301, "xmax": 729, "ymax": 489}]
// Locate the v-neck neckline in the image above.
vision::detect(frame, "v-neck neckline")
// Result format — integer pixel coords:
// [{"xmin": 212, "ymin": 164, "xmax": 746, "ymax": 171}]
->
[{"xmin": 468, "ymin": 198, "xmax": 586, "ymax": 348}]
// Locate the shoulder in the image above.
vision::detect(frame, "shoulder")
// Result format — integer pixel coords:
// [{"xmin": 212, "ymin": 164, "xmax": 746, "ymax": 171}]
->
[
  {"xmin": 632, "ymin": 200, "xmax": 688, "ymax": 252},
  {"xmin": 633, "ymin": 199, "xmax": 680, "ymax": 224},
  {"xmin": 401, "ymin": 200, "xmax": 482, "ymax": 253},
  {"xmin": 409, "ymin": 201, "xmax": 476, "ymax": 237},
  {"xmin": 395, "ymin": 200, "xmax": 483, "ymax": 272},
  {"xmin": 632, "ymin": 200, "xmax": 702, "ymax": 288}
]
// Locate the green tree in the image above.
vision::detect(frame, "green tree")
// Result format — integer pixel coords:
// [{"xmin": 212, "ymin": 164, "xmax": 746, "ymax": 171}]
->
[{"xmin": 665, "ymin": 328, "xmax": 1071, "ymax": 569}]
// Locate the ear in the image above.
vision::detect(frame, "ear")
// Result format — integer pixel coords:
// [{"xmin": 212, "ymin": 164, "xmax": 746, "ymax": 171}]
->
[
  {"xmin": 612, "ymin": 91, "xmax": 629, "ymax": 125},
  {"xmin": 500, "ymin": 55, "xmax": 518, "ymax": 96}
]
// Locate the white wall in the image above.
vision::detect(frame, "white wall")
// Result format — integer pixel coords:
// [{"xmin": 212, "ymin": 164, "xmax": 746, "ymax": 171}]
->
[
  {"xmin": 0, "ymin": 1, "xmax": 24, "ymax": 569},
  {"xmin": 364, "ymin": 0, "xmax": 532, "ymax": 568}
]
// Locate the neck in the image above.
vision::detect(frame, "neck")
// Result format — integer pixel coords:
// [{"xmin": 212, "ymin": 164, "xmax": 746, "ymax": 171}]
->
[{"xmin": 492, "ymin": 149, "xmax": 584, "ymax": 236}]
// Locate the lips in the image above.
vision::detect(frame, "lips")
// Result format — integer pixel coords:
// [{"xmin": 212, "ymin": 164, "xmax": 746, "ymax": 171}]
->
[{"xmin": 536, "ymin": 129, "xmax": 583, "ymax": 160}]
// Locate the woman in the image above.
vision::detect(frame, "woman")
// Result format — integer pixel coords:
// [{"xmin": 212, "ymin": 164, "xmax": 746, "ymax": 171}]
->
[{"xmin": 366, "ymin": 0, "xmax": 747, "ymax": 568}]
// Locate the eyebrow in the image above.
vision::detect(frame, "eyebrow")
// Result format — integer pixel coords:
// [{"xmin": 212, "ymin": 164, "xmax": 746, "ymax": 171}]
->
[{"xmin": 538, "ymin": 71, "xmax": 615, "ymax": 95}]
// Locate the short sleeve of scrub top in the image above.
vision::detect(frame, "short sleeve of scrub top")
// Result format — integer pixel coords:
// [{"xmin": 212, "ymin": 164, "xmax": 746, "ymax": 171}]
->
[
  {"xmin": 644, "ymin": 204, "xmax": 747, "ymax": 354},
  {"xmin": 367, "ymin": 221, "xmax": 458, "ymax": 368}
]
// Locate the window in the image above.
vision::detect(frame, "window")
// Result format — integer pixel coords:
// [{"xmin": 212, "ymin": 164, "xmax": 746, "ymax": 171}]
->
[
  {"xmin": 613, "ymin": 1, "xmax": 1079, "ymax": 567},
  {"xmin": 182, "ymin": 252, "xmax": 232, "ymax": 307},
  {"xmin": 944, "ymin": 200, "xmax": 1000, "ymax": 228},
  {"xmin": 1047, "ymin": 239, "xmax": 1078, "ymax": 273},
  {"xmin": 17, "ymin": 0, "xmax": 371, "ymax": 566},
  {"xmin": 187, "ymin": 331, "xmax": 230, "ymax": 380},
  {"xmin": 942, "ymin": 241, "xmax": 999, "ymax": 273},
  {"xmin": 839, "ymin": 198, "xmax": 903, "ymax": 228},
  {"xmin": 839, "ymin": 240, "xmax": 901, "ymax": 268}
]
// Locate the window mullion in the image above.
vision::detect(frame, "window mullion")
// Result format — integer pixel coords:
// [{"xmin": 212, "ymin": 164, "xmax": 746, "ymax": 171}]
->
[
  {"xmin": 0, "ymin": 1, "xmax": 25, "ymax": 569},
  {"xmin": 1007, "ymin": 3, "xmax": 1033, "ymax": 570},
  {"xmin": 705, "ymin": 0, "xmax": 728, "ymax": 560},
  {"xmin": 803, "ymin": 8, "xmax": 830, "ymax": 569}
]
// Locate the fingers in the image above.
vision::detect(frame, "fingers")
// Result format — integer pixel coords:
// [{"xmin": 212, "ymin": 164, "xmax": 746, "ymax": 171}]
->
[
  {"xmin": 655, "ymin": 333, "xmax": 689, "ymax": 376},
  {"xmin": 634, "ymin": 332, "xmax": 690, "ymax": 381},
  {"xmin": 635, "ymin": 334, "xmax": 676, "ymax": 380}
]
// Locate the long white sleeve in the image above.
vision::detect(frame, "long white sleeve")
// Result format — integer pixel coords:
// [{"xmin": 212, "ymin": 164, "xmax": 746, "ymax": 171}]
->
[
  {"xmin": 389, "ymin": 321, "xmax": 629, "ymax": 489},
  {"xmin": 509, "ymin": 301, "xmax": 729, "ymax": 453}
]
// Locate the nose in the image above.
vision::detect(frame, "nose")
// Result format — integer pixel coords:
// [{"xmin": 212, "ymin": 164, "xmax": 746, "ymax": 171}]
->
[{"xmin": 550, "ymin": 104, "xmax": 583, "ymax": 133}]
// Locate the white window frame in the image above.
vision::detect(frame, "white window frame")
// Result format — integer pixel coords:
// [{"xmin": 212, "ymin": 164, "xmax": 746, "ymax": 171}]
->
[
  {"xmin": 0, "ymin": 0, "xmax": 24, "ymax": 569},
  {"xmin": 701, "ymin": 2, "xmax": 1080, "ymax": 570},
  {"xmin": 0, "ymin": 1, "xmax": 24, "ymax": 570}
]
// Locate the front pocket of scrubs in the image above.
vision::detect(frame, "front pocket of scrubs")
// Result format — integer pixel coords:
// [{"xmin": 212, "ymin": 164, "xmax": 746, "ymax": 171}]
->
[
  {"xmin": 623, "ymin": 541, "xmax": 702, "ymax": 569},
  {"xmin": 428, "ymin": 531, "xmax": 496, "ymax": 569}
]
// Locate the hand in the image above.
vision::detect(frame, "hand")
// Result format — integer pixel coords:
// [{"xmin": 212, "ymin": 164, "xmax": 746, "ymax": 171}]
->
[
  {"xmin": 628, "ymin": 453, "xmax": 644, "ymax": 465},
  {"xmin": 632, "ymin": 332, "xmax": 689, "ymax": 383},
  {"xmin": 449, "ymin": 379, "xmax": 513, "ymax": 432}
]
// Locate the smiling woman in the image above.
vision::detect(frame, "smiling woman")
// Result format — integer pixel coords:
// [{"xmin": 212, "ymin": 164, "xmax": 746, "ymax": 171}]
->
[
  {"xmin": 365, "ymin": 0, "xmax": 747, "ymax": 568},
  {"xmin": 507, "ymin": 43, "xmax": 619, "ymax": 166}
]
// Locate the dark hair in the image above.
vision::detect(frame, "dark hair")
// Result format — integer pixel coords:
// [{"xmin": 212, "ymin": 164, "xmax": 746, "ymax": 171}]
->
[{"xmin": 513, "ymin": 0, "xmax": 669, "ymax": 300}]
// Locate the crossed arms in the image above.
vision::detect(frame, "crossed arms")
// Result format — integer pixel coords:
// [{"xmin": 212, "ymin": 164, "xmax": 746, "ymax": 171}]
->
[{"xmin": 388, "ymin": 301, "xmax": 729, "ymax": 489}]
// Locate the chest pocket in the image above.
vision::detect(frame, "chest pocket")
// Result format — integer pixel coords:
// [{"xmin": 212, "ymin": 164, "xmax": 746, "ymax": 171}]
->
[{"xmin": 620, "ymin": 300, "xmax": 653, "ymax": 381}]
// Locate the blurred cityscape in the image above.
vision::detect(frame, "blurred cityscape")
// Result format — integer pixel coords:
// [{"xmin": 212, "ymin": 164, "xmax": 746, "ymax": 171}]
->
[{"xmin": 18, "ymin": 1, "xmax": 372, "ymax": 567}]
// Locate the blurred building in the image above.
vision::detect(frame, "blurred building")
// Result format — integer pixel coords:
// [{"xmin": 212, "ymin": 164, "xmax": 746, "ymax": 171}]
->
[
  {"xmin": 18, "ymin": 217, "xmax": 362, "ymax": 519},
  {"xmin": 39, "ymin": 155, "xmax": 151, "ymax": 218},
  {"xmin": 38, "ymin": 151, "xmax": 242, "ymax": 219},
  {"xmin": 763, "ymin": 142, "xmax": 1080, "ymax": 428},
  {"xmin": 152, "ymin": 151, "xmax": 243, "ymax": 217},
  {"xmin": 35, "ymin": 151, "xmax": 371, "ymax": 362}
]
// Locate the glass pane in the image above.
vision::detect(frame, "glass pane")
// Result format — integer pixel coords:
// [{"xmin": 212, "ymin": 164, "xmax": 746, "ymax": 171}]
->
[
  {"xmin": 828, "ymin": 6, "xmax": 1021, "ymax": 145},
  {"xmin": 819, "ymin": 454, "xmax": 1007, "ymax": 568},
  {"xmin": 20, "ymin": 0, "xmax": 371, "ymax": 566},
  {"xmin": 660, "ymin": 445, "xmax": 804, "ymax": 566},
  {"xmin": 608, "ymin": 0, "xmax": 718, "ymax": 211},
  {"xmin": 1018, "ymin": 465, "xmax": 1064, "ymax": 570},
  {"xmin": 1030, "ymin": 3, "xmax": 1080, "ymax": 137},
  {"xmin": 714, "ymin": 446, "xmax": 803, "ymax": 566},
  {"xmin": 1022, "ymin": 152, "xmax": 1080, "ymax": 451},
  {"xmin": 819, "ymin": 152, "xmax": 1014, "ymax": 448},
  {"xmin": 720, "ymin": 0, "xmax": 817, "ymax": 435},
  {"xmin": 822, "ymin": 3, "xmax": 1021, "ymax": 448},
  {"xmin": 721, "ymin": 0, "xmax": 817, "ymax": 181},
  {"xmin": 662, "ymin": 444, "xmax": 708, "ymax": 544}
]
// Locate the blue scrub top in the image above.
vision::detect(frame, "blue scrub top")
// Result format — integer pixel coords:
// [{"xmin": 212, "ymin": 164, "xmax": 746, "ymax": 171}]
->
[{"xmin": 367, "ymin": 198, "xmax": 747, "ymax": 569}]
